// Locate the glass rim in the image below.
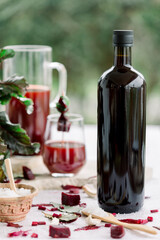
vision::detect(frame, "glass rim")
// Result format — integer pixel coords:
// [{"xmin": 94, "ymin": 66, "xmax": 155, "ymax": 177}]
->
[
  {"xmin": 47, "ymin": 113, "xmax": 84, "ymax": 122},
  {"xmin": 4, "ymin": 45, "xmax": 52, "ymax": 52}
]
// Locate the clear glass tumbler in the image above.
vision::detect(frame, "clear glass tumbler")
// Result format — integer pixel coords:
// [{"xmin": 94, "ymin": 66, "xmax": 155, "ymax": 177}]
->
[{"xmin": 43, "ymin": 113, "xmax": 86, "ymax": 177}]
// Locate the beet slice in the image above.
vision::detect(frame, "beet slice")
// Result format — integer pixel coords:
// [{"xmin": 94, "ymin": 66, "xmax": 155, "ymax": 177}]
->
[
  {"xmin": 62, "ymin": 192, "xmax": 80, "ymax": 206},
  {"xmin": 61, "ymin": 185, "xmax": 82, "ymax": 190},
  {"xmin": 111, "ymin": 225, "xmax": 125, "ymax": 239},
  {"xmin": 23, "ymin": 166, "xmax": 35, "ymax": 180},
  {"xmin": 49, "ymin": 225, "xmax": 71, "ymax": 238}
]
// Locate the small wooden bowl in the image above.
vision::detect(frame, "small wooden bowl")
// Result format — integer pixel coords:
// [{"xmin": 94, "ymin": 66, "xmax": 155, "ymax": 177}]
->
[{"xmin": 0, "ymin": 183, "xmax": 38, "ymax": 222}]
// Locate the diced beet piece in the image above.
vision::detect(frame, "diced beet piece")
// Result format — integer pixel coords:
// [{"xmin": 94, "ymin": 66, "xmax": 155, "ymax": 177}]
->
[
  {"xmin": 31, "ymin": 233, "xmax": 38, "ymax": 238},
  {"xmin": 150, "ymin": 209, "xmax": 159, "ymax": 213},
  {"xmin": 69, "ymin": 189, "xmax": 80, "ymax": 194},
  {"xmin": 111, "ymin": 225, "xmax": 125, "ymax": 239},
  {"xmin": 62, "ymin": 192, "xmax": 80, "ymax": 206},
  {"xmin": 32, "ymin": 222, "xmax": 38, "ymax": 226},
  {"xmin": 38, "ymin": 222, "xmax": 46, "ymax": 225},
  {"xmin": 49, "ymin": 225, "xmax": 71, "ymax": 238},
  {"xmin": 112, "ymin": 213, "xmax": 116, "ymax": 217},
  {"xmin": 57, "ymin": 114, "xmax": 71, "ymax": 132},
  {"xmin": 23, "ymin": 166, "xmax": 35, "ymax": 180},
  {"xmin": 147, "ymin": 216, "xmax": 153, "ymax": 222},
  {"xmin": 61, "ymin": 185, "xmax": 82, "ymax": 190},
  {"xmin": 7, "ymin": 222, "xmax": 22, "ymax": 228},
  {"xmin": 38, "ymin": 206, "xmax": 46, "ymax": 211},
  {"xmin": 105, "ymin": 223, "xmax": 111, "ymax": 227}
]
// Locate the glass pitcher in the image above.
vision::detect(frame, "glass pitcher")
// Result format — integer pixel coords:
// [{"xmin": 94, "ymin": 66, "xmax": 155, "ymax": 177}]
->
[{"xmin": 3, "ymin": 45, "xmax": 67, "ymax": 152}]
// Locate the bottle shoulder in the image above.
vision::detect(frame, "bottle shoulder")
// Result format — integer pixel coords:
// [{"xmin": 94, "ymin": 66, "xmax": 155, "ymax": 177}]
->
[{"xmin": 98, "ymin": 65, "xmax": 146, "ymax": 88}]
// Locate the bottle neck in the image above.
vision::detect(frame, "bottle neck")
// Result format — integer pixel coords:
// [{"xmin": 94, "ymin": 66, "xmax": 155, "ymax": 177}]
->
[{"xmin": 113, "ymin": 46, "xmax": 132, "ymax": 66}]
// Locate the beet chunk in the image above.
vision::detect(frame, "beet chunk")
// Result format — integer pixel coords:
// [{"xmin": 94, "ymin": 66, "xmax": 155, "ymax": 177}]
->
[
  {"xmin": 49, "ymin": 225, "xmax": 71, "ymax": 238},
  {"xmin": 62, "ymin": 192, "xmax": 80, "ymax": 206},
  {"xmin": 111, "ymin": 225, "xmax": 125, "ymax": 239},
  {"xmin": 23, "ymin": 166, "xmax": 35, "ymax": 180}
]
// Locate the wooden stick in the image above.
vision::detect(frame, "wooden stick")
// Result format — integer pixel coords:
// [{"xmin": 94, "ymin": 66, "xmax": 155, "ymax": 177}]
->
[
  {"xmin": 82, "ymin": 185, "xmax": 97, "ymax": 197},
  {"xmin": 5, "ymin": 158, "xmax": 17, "ymax": 193},
  {"xmin": 82, "ymin": 210, "xmax": 157, "ymax": 235}
]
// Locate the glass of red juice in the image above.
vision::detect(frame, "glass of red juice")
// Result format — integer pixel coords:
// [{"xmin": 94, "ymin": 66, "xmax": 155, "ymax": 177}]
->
[
  {"xmin": 3, "ymin": 45, "xmax": 67, "ymax": 153},
  {"xmin": 43, "ymin": 113, "xmax": 86, "ymax": 177}
]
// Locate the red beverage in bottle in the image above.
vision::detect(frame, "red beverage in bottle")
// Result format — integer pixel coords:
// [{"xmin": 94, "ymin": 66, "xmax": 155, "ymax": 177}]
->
[
  {"xmin": 7, "ymin": 85, "xmax": 50, "ymax": 152},
  {"xmin": 43, "ymin": 141, "xmax": 86, "ymax": 174}
]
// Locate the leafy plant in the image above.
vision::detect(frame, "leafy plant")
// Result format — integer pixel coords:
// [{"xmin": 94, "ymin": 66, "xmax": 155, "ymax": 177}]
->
[{"xmin": 0, "ymin": 48, "xmax": 40, "ymax": 181}]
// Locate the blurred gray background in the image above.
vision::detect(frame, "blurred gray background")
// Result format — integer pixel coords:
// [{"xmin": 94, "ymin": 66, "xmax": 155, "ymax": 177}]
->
[{"xmin": 0, "ymin": 0, "xmax": 159, "ymax": 124}]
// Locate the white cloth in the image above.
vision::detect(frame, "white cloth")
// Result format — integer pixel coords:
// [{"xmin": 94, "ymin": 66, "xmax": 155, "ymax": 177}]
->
[{"xmin": 0, "ymin": 176, "xmax": 160, "ymax": 239}]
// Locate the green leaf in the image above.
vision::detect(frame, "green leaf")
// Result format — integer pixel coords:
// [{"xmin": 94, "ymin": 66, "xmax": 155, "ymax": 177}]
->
[
  {"xmin": 43, "ymin": 211, "xmax": 78, "ymax": 223},
  {"xmin": 43, "ymin": 212, "xmax": 53, "ymax": 220},
  {"xmin": 0, "ymin": 76, "xmax": 33, "ymax": 113},
  {"xmin": 0, "ymin": 49, "xmax": 15, "ymax": 63},
  {"xmin": 51, "ymin": 202, "xmax": 84, "ymax": 214},
  {"xmin": 59, "ymin": 213, "xmax": 78, "ymax": 222},
  {"xmin": 0, "ymin": 137, "xmax": 7, "ymax": 153},
  {"xmin": 0, "ymin": 112, "xmax": 40, "ymax": 155}
]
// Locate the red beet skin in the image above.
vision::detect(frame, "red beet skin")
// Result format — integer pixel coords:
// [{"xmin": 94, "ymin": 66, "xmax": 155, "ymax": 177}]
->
[
  {"xmin": 23, "ymin": 166, "xmax": 35, "ymax": 180},
  {"xmin": 62, "ymin": 192, "xmax": 80, "ymax": 206},
  {"xmin": 111, "ymin": 225, "xmax": 125, "ymax": 239},
  {"xmin": 49, "ymin": 225, "xmax": 71, "ymax": 238}
]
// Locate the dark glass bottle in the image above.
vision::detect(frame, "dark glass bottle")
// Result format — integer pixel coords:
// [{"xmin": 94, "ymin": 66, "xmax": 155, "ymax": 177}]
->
[{"xmin": 97, "ymin": 30, "xmax": 146, "ymax": 213}]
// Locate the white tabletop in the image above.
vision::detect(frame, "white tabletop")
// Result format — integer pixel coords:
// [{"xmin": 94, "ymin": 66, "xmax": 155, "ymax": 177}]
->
[{"xmin": 1, "ymin": 125, "xmax": 160, "ymax": 239}]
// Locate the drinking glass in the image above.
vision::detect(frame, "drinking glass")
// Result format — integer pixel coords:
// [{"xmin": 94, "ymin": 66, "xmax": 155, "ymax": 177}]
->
[
  {"xmin": 43, "ymin": 113, "xmax": 86, "ymax": 177},
  {"xmin": 3, "ymin": 45, "xmax": 67, "ymax": 152}
]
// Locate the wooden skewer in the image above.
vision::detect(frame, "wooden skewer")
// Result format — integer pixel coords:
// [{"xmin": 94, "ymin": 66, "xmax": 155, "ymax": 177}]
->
[
  {"xmin": 82, "ymin": 185, "xmax": 97, "ymax": 198},
  {"xmin": 5, "ymin": 158, "xmax": 18, "ymax": 193},
  {"xmin": 82, "ymin": 209, "xmax": 157, "ymax": 235}
]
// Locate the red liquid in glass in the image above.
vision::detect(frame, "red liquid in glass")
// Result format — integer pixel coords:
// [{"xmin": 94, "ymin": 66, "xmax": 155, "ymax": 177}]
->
[
  {"xmin": 43, "ymin": 141, "xmax": 86, "ymax": 174},
  {"xmin": 7, "ymin": 85, "xmax": 50, "ymax": 151}
]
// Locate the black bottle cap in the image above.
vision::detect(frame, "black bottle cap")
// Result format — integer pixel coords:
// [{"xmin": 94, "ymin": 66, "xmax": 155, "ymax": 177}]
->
[{"xmin": 113, "ymin": 30, "xmax": 133, "ymax": 46}]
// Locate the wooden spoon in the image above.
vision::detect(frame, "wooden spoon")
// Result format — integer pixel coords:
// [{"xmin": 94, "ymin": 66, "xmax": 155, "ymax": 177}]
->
[
  {"xmin": 5, "ymin": 158, "xmax": 19, "ymax": 194},
  {"xmin": 82, "ymin": 207, "xmax": 157, "ymax": 235}
]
